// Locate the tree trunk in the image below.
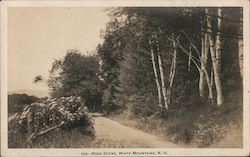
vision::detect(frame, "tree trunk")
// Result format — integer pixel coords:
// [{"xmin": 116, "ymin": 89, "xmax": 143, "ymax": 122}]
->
[
  {"xmin": 215, "ymin": 7, "xmax": 222, "ymax": 72},
  {"xmin": 167, "ymin": 38, "xmax": 177, "ymax": 104},
  {"xmin": 199, "ymin": 16, "xmax": 209, "ymax": 100},
  {"xmin": 206, "ymin": 8, "xmax": 224, "ymax": 106},
  {"xmin": 199, "ymin": 35, "xmax": 206, "ymax": 100},
  {"xmin": 238, "ymin": 8, "xmax": 243, "ymax": 78},
  {"xmin": 238, "ymin": 39, "xmax": 243, "ymax": 78},
  {"xmin": 149, "ymin": 39, "xmax": 162, "ymax": 107},
  {"xmin": 177, "ymin": 34, "xmax": 214, "ymax": 104},
  {"xmin": 204, "ymin": 66, "xmax": 214, "ymax": 104},
  {"xmin": 209, "ymin": 65, "xmax": 214, "ymax": 99},
  {"xmin": 156, "ymin": 39, "xmax": 168, "ymax": 109}
]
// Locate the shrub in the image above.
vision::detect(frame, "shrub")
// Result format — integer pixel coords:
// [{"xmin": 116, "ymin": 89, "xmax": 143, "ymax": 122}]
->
[
  {"xmin": 9, "ymin": 96, "xmax": 94, "ymax": 147},
  {"xmin": 127, "ymin": 94, "xmax": 157, "ymax": 117},
  {"xmin": 193, "ymin": 120, "xmax": 225, "ymax": 147}
]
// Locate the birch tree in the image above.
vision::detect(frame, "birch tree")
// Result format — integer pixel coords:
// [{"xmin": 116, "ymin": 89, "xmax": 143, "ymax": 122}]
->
[
  {"xmin": 149, "ymin": 38, "xmax": 163, "ymax": 107},
  {"xmin": 167, "ymin": 37, "xmax": 177, "ymax": 105},
  {"xmin": 156, "ymin": 35, "xmax": 168, "ymax": 109},
  {"xmin": 206, "ymin": 8, "xmax": 224, "ymax": 106},
  {"xmin": 199, "ymin": 31, "xmax": 209, "ymax": 100},
  {"xmin": 215, "ymin": 8, "xmax": 222, "ymax": 73},
  {"xmin": 180, "ymin": 29, "xmax": 214, "ymax": 103}
]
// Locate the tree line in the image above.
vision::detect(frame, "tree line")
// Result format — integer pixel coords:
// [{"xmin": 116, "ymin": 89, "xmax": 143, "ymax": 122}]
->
[
  {"xmin": 41, "ymin": 7, "xmax": 242, "ymax": 116},
  {"xmin": 97, "ymin": 7, "xmax": 242, "ymax": 114}
]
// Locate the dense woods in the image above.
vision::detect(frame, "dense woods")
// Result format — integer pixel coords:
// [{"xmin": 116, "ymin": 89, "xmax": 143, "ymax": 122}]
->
[
  {"xmin": 98, "ymin": 7, "xmax": 242, "ymax": 110},
  {"xmin": 96, "ymin": 7, "xmax": 243, "ymax": 147}
]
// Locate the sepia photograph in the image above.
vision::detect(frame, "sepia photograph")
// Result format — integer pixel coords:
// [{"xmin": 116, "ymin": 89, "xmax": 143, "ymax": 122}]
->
[{"xmin": 1, "ymin": 0, "xmax": 249, "ymax": 156}]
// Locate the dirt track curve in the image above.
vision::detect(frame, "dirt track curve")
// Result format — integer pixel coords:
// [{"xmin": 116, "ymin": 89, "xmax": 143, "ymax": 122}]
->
[{"xmin": 86, "ymin": 113, "xmax": 181, "ymax": 148}]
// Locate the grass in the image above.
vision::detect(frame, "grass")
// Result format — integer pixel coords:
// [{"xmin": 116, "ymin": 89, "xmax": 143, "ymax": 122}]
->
[
  {"xmin": 108, "ymin": 112, "xmax": 193, "ymax": 147},
  {"xmin": 108, "ymin": 113, "xmax": 138, "ymax": 128},
  {"xmin": 108, "ymin": 88, "xmax": 243, "ymax": 148},
  {"xmin": 31, "ymin": 128, "xmax": 94, "ymax": 148},
  {"xmin": 9, "ymin": 128, "xmax": 94, "ymax": 148},
  {"xmin": 210, "ymin": 121, "xmax": 243, "ymax": 148}
]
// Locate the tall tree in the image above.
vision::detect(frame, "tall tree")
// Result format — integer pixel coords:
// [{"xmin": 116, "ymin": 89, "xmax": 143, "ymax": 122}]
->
[
  {"xmin": 47, "ymin": 49, "xmax": 103, "ymax": 110},
  {"xmin": 149, "ymin": 37, "xmax": 163, "ymax": 107},
  {"xmin": 156, "ymin": 35, "xmax": 168, "ymax": 109},
  {"xmin": 199, "ymin": 15, "xmax": 209, "ymax": 100},
  {"xmin": 167, "ymin": 36, "xmax": 177, "ymax": 105},
  {"xmin": 206, "ymin": 8, "xmax": 224, "ymax": 106}
]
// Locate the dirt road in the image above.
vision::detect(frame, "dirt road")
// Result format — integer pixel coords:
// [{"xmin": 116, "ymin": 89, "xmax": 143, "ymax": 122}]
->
[{"xmin": 86, "ymin": 114, "xmax": 180, "ymax": 148}]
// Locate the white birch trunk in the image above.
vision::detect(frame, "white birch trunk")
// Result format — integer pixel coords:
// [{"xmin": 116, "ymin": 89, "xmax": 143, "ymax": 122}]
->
[
  {"xmin": 156, "ymin": 39, "xmax": 168, "ymax": 109},
  {"xmin": 149, "ymin": 39, "xmax": 162, "ymax": 107},
  {"xmin": 169, "ymin": 38, "xmax": 177, "ymax": 89},
  {"xmin": 199, "ymin": 16, "xmax": 209, "ymax": 100},
  {"xmin": 206, "ymin": 8, "xmax": 224, "ymax": 106},
  {"xmin": 167, "ymin": 39, "xmax": 177, "ymax": 104},
  {"xmin": 199, "ymin": 35, "xmax": 206, "ymax": 99},
  {"xmin": 204, "ymin": 66, "xmax": 214, "ymax": 102},
  {"xmin": 215, "ymin": 8, "xmax": 222, "ymax": 72},
  {"xmin": 177, "ymin": 36, "xmax": 214, "ymax": 103}
]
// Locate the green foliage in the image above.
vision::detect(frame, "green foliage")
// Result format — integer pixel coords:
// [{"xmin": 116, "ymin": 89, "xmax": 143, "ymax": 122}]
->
[
  {"xmin": 126, "ymin": 94, "xmax": 158, "ymax": 117},
  {"xmin": 117, "ymin": 89, "xmax": 242, "ymax": 147},
  {"xmin": 9, "ymin": 96, "xmax": 95, "ymax": 147},
  {"xmin": 48, "ymin": 49, "xmax": 103, "ymax": 111},
  {"xmin": 193, "ymin": 121, "xmax": 225, "ymax": 147},
  {"xmin": 97, "ymin": 19, "xmax": 126, "ymax": 113},
  {"xmin": 8, "ymin": 94, "xmax": 39, "ymax": 114},
  {"xmin": 97, "ymin": 9, "xmax": 158, "ymax": 113}
]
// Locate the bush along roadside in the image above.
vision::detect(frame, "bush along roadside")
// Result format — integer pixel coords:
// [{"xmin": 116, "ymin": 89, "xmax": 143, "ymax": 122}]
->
[{"xmin": 8, "ymin": 96, "xmax": 95, "ymax": 148}]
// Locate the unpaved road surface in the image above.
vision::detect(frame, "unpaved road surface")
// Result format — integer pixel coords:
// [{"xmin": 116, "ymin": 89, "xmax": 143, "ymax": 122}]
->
[{"xmin": 86, "ymin": 114, "xmax": 180, "ymax": 148}]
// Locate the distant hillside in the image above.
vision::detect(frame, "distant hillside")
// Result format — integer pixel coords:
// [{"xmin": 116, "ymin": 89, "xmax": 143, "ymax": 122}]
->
[{"xmin": 8, "ymin": 89, "xmax": 49, "ymax": 98}]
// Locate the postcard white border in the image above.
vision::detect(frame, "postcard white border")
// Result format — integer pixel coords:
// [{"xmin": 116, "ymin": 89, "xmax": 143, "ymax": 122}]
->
[{"xmin": 1, "ymin": 0, "xmax": 249, "ymax": 156}]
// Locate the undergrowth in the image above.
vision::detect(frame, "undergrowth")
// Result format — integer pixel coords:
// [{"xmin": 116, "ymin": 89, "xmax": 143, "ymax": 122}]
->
[
  {"xmin": 31, "ymin": 128, "xmax": 94, "ymax": 148},
  {"xmin": 109, "ymin": 88, "xmax": 243, "ymax": 148},
  {"xmin": 9, "ymin": 127, "xmax": 94, "ymax": 148}
]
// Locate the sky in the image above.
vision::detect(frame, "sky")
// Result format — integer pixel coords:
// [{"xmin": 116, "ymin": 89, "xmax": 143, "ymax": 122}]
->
[{"xmin": 8, "ymin": 7, "xmax": 110, "ymax": 92}]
